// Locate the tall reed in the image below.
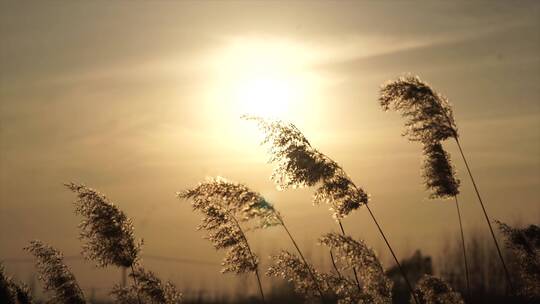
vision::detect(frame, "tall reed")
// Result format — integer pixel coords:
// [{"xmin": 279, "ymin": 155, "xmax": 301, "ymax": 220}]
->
[
  {"xmin": 379, "ymin": 75, "xmax": 512, "ymax": 291},
  {"xmin": 421, "ymin": 142, "xmax": 470, "ymax": 294},
  {"xmin": 65, "ymin": 182, "xmax": 144, "ymax": 303},
  {"xmin": 244, "ymin": 116, "xmax": 419, "ymax": 303}
]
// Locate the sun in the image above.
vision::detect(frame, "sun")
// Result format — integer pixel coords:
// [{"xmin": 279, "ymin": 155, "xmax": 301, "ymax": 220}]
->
[
  {"xmin": 208, "ymin": 37, "xmax": 322, "ymax": 120},
  {"xmin": 234, "ymin": 76, "xmax": 296, "ymax": 118}
]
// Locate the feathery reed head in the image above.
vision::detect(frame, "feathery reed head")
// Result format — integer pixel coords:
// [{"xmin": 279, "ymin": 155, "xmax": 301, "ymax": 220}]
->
[
  {"xmin": 379, "ymin": 75, "xmax": 458, "ymax": 144},
  {"xmin": 413, "ymin": 275, "xmax": 464, "ymax": 304},
  {"xmin": 266, "ymin": 250, "xmax": 325, "ymax": 301},
  {"xmin": 496, "ymin": 221, "xmax": 540, "ymax": 299},
  {"xmin": 421, "ymin": 142, "xmax": 460, "ymax": 199},
  {"xmin": 65, "ymin": 182, "xmax": 141, "ymax": 268},
  {"xmin": 178, "ymin": 177, "xmax": 271, "ymax": 274},
  {"xmin": 24, "ymin": 240, "xmax": 85, "ymax": 304},
  {"xmin": 244, "ymin": 115, "xmax": 368, "ymax": 219},
  {"xmin": 111, "ymin": 267, "xmax": 182, "ymax": 304},
  {"xmin": 320, "ymin": 233, "xmax": 392, "ymax": 304}
]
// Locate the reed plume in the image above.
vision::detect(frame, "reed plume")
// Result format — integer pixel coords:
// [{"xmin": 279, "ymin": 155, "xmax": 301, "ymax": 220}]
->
[
  {"xmin": 379, "ymin": 75, "xmax": 512, "ymax": 291},
  {"xmin": 1, "ymin": 262, "xmax": 33, "ymax": 304},
  {"xmin": 178, "ymin": 177, "xmax": 275, "ymax": 302},
  {"xmin": 245, "ymin": 115, "xmax": 417, "ymax": 302},
  {"xmin": 111, "ymin": 267, "xmax": 183, "ymax": 304},
  {"xmin": 24, "ymin": 240, "xmax": 85, "ymax": 304},
  {"xmin": 496, "ymin": 221, "xmax": 540, "ymax": 299},
  {"xmin": 319, "ymin": 233, "xmax": 392, "ymax": 304},
  {"xmin": 413, "ymin": 275, "xmax": 464, "ymax": 304},
  {"xmin": 65, "ymin": 182, "xmax": 142, "ymax": 268},
  {"xmin": 243, "ymin": 115, "xmax": 367, "ymax": 220}
]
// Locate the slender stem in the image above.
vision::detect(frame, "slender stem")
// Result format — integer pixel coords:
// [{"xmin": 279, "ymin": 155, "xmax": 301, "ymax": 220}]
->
[
  {"xmin": 336, "ymin": 219, "xmax": 362, "ymax": 291},
  {"xmin": 130, "ymin": 265, "xmax": 142, "ymax": 304},
  {"xmin": 454, "ymin": 137, "xmax": 513, "ymax": 292},
  {"xmin": 277, "ymin": 216, "xmax": 326, "ymax": 303},
  {"xmin": 225, "ymin": 209, "xmax": 266, "ymax": 303},
  {"xmin": 365, "ymin": 204, "xmax": 419, "ymax": 304},
  {"xmin": 454, "ymin": 196, "xmax": 470, "ymax": 296}
]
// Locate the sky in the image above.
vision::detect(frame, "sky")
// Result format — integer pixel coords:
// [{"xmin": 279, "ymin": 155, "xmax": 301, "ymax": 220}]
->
[{"xmin": 1, "ymin": 1, "xmax": 539, "ymax": 301}]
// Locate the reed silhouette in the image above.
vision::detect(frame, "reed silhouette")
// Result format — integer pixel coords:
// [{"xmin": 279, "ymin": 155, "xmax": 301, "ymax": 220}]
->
[
  {"xmin": 419, "ymin": 139, "xmax": 469, "ymax": 294},
  {"xmin": 379, "ymin": 75, "xmax": 512, "ymax": 292}
]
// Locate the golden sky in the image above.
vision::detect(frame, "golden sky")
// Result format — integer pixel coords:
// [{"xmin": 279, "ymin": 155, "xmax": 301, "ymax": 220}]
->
[{"xmin": 1, "ymin": 1, "xmax": 539, "ymax": 300}]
